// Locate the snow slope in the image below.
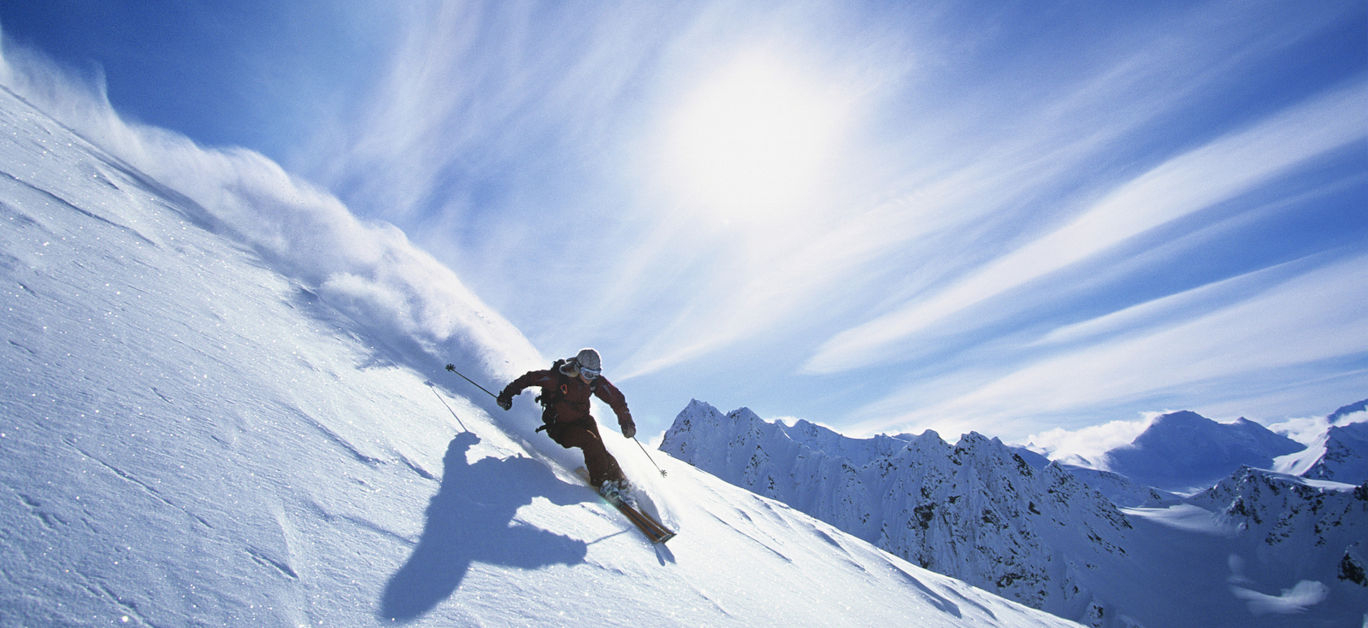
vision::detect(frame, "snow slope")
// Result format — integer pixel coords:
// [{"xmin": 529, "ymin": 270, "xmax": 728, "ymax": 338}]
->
[
  {"xmin": 662, "ymin": 401, "xmax": 1368, "ymax": 627},
  {"xmin": 1276, "ymin": 422, "xmax": 1368, "ymax": 485},
  {"xmin": 0, "ymin": 74, "xmax": 1071, "ymax": 626}
]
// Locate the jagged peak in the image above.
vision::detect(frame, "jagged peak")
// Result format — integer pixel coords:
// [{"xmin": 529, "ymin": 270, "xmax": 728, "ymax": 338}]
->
[
  {"xmin": 915, "ymin": 429, "xmax": 944, "ymax": 446},
  {"xmin": 954, "ymin": 431, "xmax": 1010, "ymax": 453},
  {"xmin": 726, "ymin": 407, "xmax": 763, "ymax": 423},
  {"xmin": 683, "ymin": 398, "xmax": 720, "ymax": 413},
  {"xmin": 668, "ymin": 399, "xmax": 725, "ymax": 428},
  {"xmin": 957, "ymin": 431, "xmax": 991, "ymax": 445},
  {"xmin": 788, "ymin": 417, "xmax": 828, "ymax": 433}
]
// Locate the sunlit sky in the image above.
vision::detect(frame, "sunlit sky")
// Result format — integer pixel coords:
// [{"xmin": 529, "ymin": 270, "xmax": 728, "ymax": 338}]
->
[{"xmin": 3, "ymin": 1, "xmax": 1365, "ymax": 446}]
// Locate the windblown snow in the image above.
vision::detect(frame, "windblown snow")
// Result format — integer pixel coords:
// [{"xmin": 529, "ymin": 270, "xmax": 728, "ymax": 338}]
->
[{"xmin": 0, "ymin": 55, "xmax": 1071, "ymax": 626}]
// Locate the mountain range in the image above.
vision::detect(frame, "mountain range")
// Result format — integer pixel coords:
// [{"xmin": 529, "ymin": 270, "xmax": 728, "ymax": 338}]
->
[{"xmin": 662, "ymin": 400, "xmax": 1368, "ymax": 626}]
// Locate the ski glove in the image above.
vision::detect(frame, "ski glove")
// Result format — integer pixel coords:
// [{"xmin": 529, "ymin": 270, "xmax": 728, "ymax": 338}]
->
[
  {"xmin": 496, "ymin": 388, "xmax": 513, "ymax": 411},
  {"xmin": 620, "ymin": 421, "xmax": 636, "ymax": 439}
]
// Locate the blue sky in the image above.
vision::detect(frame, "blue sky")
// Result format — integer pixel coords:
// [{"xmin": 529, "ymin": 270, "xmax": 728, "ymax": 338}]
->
[{"xmin": 3, "ymin": 1, "xmax": 1365, "ymax": 446}]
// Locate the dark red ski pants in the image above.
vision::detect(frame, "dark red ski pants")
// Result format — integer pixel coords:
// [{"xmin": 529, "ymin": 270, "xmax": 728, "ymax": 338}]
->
[{"xmin": 547, "ymin": 417, "xmax": 625, "ymax": 487}]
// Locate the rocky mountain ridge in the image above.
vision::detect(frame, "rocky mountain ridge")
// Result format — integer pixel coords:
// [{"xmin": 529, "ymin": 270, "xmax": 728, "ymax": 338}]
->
[
  {"xmin": 661, "ymin": 399, "xmax": 1368, "ymax": 626},
  {"xmin": 661, "ymin": 400, "xmax": 1132, "ymax": 623}
]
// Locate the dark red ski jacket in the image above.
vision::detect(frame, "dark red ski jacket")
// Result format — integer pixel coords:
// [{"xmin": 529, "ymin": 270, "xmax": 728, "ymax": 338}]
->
[{"xmin": 504, "ymin": 368, "xmax": 635, "ymax": 434}]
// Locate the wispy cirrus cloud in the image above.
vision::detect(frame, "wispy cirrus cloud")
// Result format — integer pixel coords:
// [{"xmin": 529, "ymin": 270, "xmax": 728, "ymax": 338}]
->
[
  {"xmin": 847, "ymin": 251, "xmax": 1368, "ymax": 439},
  {"xmin": 301, "ymin": 3, "xmax": 665, "ymax": 225},
  {"xmin": 805, "ymin": 80, "xmax": 1368, "ymax": 375},
  {"xmin": 43, "ymin": 0, "xmax": 1354, "ymax": 436},
  {"xmin": 346, "ymin": 2, "xmax": 1362, "ymax": 439},
  {"xmin": 607, "ymin": 0, "xmax": 1358, "ymax": 381}
]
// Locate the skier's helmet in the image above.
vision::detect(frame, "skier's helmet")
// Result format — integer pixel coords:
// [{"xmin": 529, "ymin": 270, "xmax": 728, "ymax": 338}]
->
[{"xmin": 574, "ymin": 348, "xmax": 602, "ymax": 380}]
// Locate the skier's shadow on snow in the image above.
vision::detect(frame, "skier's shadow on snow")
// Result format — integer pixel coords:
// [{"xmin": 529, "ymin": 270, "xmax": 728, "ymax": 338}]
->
[{"xmin": 379, "ymin": 431, "xmax": 588, "ymax": 623}]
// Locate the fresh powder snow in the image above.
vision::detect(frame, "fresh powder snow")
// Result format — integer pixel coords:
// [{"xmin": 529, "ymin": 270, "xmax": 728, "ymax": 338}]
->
[{"xmin": 0, "ymin": 67, "xmax": 1073, "ymax": 626}]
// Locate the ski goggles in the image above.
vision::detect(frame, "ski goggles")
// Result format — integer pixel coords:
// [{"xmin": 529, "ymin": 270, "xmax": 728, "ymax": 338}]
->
[{"xmin": 579, "ymin": 365, "xmax": 601, "ymax": 380}]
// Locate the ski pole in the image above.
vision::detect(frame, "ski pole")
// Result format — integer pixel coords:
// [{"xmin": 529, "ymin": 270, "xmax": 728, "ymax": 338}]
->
[
  {"xmin": 633, "ymin": 438, "xmax": 668, "ymax": 477},
  {"xmin": 445, "ymin": 363, "xmax": 499, "ymax": 400},
  {"xmin": 428, "ymin": 383, "xmax": 470, "ymax": 432}
]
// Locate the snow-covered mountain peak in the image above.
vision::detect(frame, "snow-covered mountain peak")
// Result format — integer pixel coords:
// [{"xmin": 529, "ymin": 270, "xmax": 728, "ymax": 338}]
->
[
  {"xmin": 1100, "ymin": 410, "xmax": 1303, "ymax": 492},
  {"xmin": 1128, "ymin": 410, "xmax": 1246, "ymax": 446},
  {"xmin": 1139, "ymin": 409, "xmax": 1197, "ymax": 430},
  {"xmin": 664, "ymin": 401, "xmax": 1368, "ymax": 626},
  {"xmin": 953, "ymin": 430, "xmax": 1014, "ymax": 455},
  {"xmin": 956, "ymin": 430, "xmax": 994, "ymax": 446},
  {"xmin": 727, "ymin": 406, "xmax": 763, "ymax": 423},
  {"xmin": 682, "ymin": 397, "xmax": 713, "ymax": 413}
]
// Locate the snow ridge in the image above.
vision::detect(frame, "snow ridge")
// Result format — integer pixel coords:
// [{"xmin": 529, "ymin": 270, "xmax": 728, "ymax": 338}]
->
[{"xmin": 1275, "ymin": 422, "xmax": 1368, "ymax": 485}]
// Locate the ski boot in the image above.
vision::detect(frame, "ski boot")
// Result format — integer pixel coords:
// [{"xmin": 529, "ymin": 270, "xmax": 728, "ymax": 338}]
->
[{"xmin": 598, "ymin": 479, "xmax": 637, "ymax": 507}]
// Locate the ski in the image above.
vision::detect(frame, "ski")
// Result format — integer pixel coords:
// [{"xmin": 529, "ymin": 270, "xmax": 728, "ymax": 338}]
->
[{"xmin": 576, "ymin": 468, "xmax": 676, "ymax": 544}]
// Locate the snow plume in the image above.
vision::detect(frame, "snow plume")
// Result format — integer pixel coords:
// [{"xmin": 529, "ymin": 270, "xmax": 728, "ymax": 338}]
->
[
  {"xmin": 1329, "ymin": 400, "xmax": 1368, "ymax": 426},
  {"xmin": 0, "ymin": 27, "xmax": 540, "ymax": 382},
  {"xmin": 1232, "ymin": 580, "xmax": 1330, "ymax": 616},
  {"xmin": 1022, "ymin": 414, "xmax": 1157, "ymax": 465},
  {"xmin": 1268, "ymin": 400, "xmax": 1368, "ymax": 447}
]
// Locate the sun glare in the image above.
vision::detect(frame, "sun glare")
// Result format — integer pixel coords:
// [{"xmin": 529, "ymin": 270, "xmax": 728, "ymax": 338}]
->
[{"xmin": 661, "ymin": 52, "xmax": 849, "ymax": 227}]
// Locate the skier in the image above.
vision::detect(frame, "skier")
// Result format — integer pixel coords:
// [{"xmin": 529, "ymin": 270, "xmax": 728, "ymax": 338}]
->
[{"xmin": 496, "ymin": 348, "xmax": 638, "ymax": 501}]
